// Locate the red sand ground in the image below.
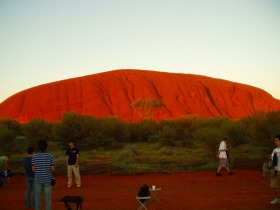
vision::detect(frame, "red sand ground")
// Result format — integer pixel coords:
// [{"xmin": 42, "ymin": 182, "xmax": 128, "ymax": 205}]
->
[{"xmin": 0, "ymin": 170, "xmax": 279, "ymax": 210}]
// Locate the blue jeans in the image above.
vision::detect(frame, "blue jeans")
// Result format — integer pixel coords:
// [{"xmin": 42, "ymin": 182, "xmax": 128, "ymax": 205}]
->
[
  {"xmin": 35, "ymin": 182, "xmax": 52, "ymax": 210},
  {"xmin": 26, "ymin": 177, "xmax": 35, "ymax": 208}
]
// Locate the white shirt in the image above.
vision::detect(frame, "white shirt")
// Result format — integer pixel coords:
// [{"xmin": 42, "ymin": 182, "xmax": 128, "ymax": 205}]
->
[
  {"xmin": 272, "ymin": 148, "xmax": 280, "ymax": 171},
  {"xmin": 219, "ymin": 141, "xmax": 227, "ymax": 158}
]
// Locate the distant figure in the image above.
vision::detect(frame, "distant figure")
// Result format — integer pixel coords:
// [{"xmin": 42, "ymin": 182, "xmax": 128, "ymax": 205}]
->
[
  {"xmin": 66, "ymin": 140, "xmax": 81, "ymax": 188},
  {"xmin": 216, "ymin": 136, "xmax": 234, "ymax": 176},
  {"xmin": 32, "ymin": 140, "xmax": 55, "ymax": 210},
  {"xmin": 270, "ymin": 134, "xmax": 280, "ymax": 204},
  {"xmin": 23, "ymin": 147, "xmax": 35, "ymax": 209},
  {"xmin": 0, "ymin": 154, "xmax": 11, "ymax": 186},
  {"xmin": 0, "ymin": 154, "xmax": 10, "ymax": 168}
]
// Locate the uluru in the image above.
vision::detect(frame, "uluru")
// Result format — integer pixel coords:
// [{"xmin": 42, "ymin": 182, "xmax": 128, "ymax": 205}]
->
[{"xmin": 0, "ymin": 69, "xmax": 280, "ymax": 123}]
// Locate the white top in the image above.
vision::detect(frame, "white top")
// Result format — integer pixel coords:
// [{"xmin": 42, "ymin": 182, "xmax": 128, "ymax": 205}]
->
[
  {"xmin": 272, "ymin": 148, "xmax": 280, "ymax": 171},
  {"xmin": 219, "ymin": 141, "xmax": 227, "ymax": 158}
]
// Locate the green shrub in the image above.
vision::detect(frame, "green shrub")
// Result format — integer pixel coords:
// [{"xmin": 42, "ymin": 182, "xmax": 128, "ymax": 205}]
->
[
  {"xmin": 159, "ymin": 147, "xmax": 173, "ymax": 156},
  {"xmin": 0, "ymin": 118, "xmax": 22, "ymax": 136},
  {"xmin": 159, "ymin": 125, "xmax": 177, "ymax": 146},
  {"xmin": 124, "ymin": 144, "xmax": 139, "ymax": 155},
  {"xmin": 192, "ymin": 127, "xmax": 224, "ymax": 159},
  {"xmin": 0, "ymin": 125, "xmax": 16, "ymax": 153},
  {"xmin": 117, "ymin": 148, "xmax": 136, "ymax": 163},
  {"xmin": 137, "ymin": 119, "xmax": 160, "ymax": 142},
  {"xmin": 0, "ymin": 118, "xmax": 27, "ymax": 153},
  {"xmin": 131, "ymin": 98, "xmax": 164, "ymax": 120},
  {"xmin": 53, "ymin": 113, "xmax": 123, "ymax": 149},
  {"xmin": 148, "ymin": 134, "xmax": 159, "ymax": 143},
  {"xmin": 22, "ymin": 119, "xmax": 54, "ymax": 147}
]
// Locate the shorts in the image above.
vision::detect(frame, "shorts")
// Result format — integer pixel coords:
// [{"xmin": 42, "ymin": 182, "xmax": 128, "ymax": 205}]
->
[
  {"xmin": 270, "ymin": 171, "xmax": 280, "ymax": 188},
  {"xmin": 219, "ymin": 158, "xmax": 229, "ymax": 168}
]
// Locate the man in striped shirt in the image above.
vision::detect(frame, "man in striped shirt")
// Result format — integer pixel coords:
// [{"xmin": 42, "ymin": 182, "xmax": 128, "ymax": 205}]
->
[{"xmin": 32, "ymin": 139, "xmax": 55, "ymax": 210}]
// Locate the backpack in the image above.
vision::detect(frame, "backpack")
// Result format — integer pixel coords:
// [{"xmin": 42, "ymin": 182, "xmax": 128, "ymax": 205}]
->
[
  {"xmin": 137, "ymin": 184, "xmax": 150, "ymax": 203},
  {"xmin": 51, "ymin": 178, "xmax": 56, "ymax": 186},
  {"xmin": 262, "ymin": 158, "xmax": 276, "ymax": 178},
  {"xmin": 0, "ymin": 177, "xmax": 4, "ymax": 187},
  {"xmin": 60, "ymin": 195, "xmax": 83, "ymax": 210}
]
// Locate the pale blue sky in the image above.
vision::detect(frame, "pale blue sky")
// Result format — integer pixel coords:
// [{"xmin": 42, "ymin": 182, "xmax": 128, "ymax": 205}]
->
[{"xmin": 0, "ymin": 0, "xmax": 279, "ymax": 102}]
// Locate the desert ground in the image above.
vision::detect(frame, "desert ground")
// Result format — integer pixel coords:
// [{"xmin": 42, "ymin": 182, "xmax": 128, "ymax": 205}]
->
[{"xmin": 0, "ymin": 170, "xmax": 279, "ymax": 210}]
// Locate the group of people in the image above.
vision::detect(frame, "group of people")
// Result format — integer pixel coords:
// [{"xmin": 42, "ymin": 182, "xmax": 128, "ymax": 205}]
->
[
  {"xmin": 21, "ymin": 139, "xmax": 81, "ymax": 210},
  {"xmin": 216, "ymin": 134, "xmax": 280, "ymax": 205},
  {"xmin": 2, "ymin": 135, "xmax": 280, "ymax": 208}
]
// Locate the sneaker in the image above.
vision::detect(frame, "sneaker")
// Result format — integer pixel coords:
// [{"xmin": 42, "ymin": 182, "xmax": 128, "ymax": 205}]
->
[
  {"xmin": 67, "ymin": 185, "xmax": 72, "ymax": 188},
  {"xmin": 216, "ymin": 172, "xmax": 222, "ymax": 176},
  {"xmin": 271, "ymin": 198, "xmax": 280, "ymax": 204},
  {"xmin": 229, "ymin": 172, "xmax": 234, "ymax": 176}
]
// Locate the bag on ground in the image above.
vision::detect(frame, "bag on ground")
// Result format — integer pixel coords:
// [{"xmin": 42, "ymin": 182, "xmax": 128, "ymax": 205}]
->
[
  {"xmin": 137, "ymin": 184, "xmax": 150, "ymax": 203},
  {"xmin": 60, "ymin": 195, "xmax": 83, "ymax": 210}
]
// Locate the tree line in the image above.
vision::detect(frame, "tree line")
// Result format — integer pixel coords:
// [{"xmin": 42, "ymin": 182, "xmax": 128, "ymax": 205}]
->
[{"xmin": 0, "ymin": 111, "xmax": 280, "ymax": 158}]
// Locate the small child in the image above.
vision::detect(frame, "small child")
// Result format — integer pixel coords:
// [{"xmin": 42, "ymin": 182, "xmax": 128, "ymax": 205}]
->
[{"xmin": 0, "ymin": 154, "xmax": 12, "ymax": 186}]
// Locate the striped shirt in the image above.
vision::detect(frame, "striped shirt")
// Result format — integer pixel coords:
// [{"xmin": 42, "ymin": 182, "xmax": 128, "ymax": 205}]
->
[{"xmin": 32, "ymin": 152, "xmax": 54, "ymax": 184}]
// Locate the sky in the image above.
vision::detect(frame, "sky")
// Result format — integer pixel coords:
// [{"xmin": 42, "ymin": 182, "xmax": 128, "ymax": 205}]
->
[{"xmin": 0, "ymin": 0, "xmax": 280, "ymax": 103}]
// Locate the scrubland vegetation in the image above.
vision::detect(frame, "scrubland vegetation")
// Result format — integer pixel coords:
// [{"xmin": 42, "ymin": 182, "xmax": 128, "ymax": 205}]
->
[{"xmin": 0, "ymin": 110, "xmax": 280, "ymax": 175}]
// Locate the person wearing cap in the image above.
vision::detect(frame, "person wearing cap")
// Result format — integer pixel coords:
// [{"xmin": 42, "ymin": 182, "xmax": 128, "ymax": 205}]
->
[{"xmin": 216, "ymin": 136, "xmax": 234, "ymax": 176}]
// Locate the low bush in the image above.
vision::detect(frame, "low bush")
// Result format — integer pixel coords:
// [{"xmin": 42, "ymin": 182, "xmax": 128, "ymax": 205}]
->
[
  {"xmin": 159, "ymin": 147, "xmax": 173, "ymax": 156},
  {"xmin": 117, "ymin": 147, "xmax": 136, "ymax": 163}
]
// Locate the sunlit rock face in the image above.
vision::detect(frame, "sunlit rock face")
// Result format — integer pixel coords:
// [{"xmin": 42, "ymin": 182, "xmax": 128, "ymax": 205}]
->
[{"xmin": 0, "ymin": 69, "xmax": 279, "ymax": 122}]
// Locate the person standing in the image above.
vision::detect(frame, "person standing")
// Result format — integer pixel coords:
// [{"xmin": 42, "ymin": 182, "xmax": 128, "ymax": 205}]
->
[
  {"xmin": 0, "ymin": 154, "xmax": 11, "ymax": 186},
  {"xmin": 66, "ymin": 140, "xmax": 81, "ymax": 188},
  {"xmin": 32, "ymin": 139, "xmax": 55, "ymax": 210},
  {"xmin": 216, "ymin": 136, "xmax": 234, "ymax": 176},
  {"xmin": 270, "ymin": 134, "xmax": 280, "ymax": 204},
  {"xmin": 0, "ymin": 154, "xmax": 10, "ymax": 169},
  {"xmin": 23, "ymin": 147, "xmax": 35, "ymax": 209}
]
